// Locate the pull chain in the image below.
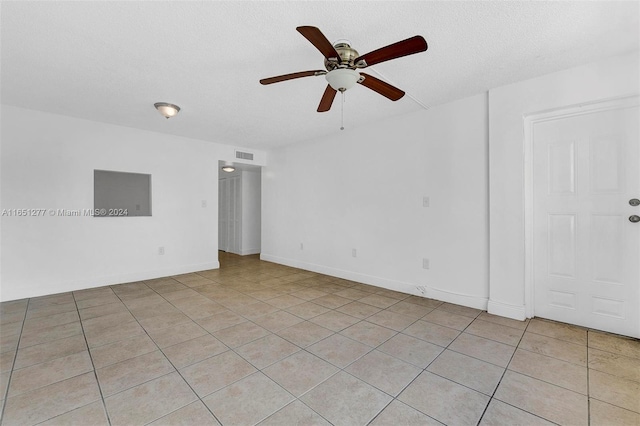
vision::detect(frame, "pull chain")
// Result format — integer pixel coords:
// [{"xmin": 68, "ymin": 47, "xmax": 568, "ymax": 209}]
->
[{"xmin": 340, "ymin": 90, "xmax": 345, "ymax": 130}]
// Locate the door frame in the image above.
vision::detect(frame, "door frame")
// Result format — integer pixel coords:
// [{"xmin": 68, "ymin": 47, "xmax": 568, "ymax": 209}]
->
[{"xmin": 522, "ymin": 94, "xmax": 639, "ymax": 319}]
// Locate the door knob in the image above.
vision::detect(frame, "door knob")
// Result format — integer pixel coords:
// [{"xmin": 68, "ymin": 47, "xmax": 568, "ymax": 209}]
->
[
  {"xmin": 630, "ymin": 199, "xmax": 640, "ymax": 206},
  {"xmin": 630, "ymin": 215, "xmax": 640, "ymax": 223}
]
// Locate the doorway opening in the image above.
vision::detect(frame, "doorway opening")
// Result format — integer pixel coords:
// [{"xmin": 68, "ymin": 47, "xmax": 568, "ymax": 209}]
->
[{"xmin": 218, "ymin": 161, "xmax": 262, "ymax": 256}]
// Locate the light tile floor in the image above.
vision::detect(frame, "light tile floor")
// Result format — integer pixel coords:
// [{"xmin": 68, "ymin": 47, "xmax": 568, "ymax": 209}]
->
[{"xmin": 1, "ymin": 253, "xmax": 639, "ymax": 425}]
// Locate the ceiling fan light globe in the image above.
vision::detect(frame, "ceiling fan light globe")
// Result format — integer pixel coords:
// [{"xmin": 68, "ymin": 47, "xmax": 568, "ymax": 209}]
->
[{"xmin": 325, "ymin": 68, "xmax": 360, "ymax": 91}]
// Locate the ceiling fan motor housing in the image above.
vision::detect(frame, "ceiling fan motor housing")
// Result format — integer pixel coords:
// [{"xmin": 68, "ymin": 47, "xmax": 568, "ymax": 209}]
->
[{"xmin": 324, "ymin": 42, "xmax": 361, "ymax": 71}]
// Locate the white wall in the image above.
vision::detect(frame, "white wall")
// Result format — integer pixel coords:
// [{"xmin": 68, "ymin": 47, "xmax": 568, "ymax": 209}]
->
[
  {"xmin": 262, "ymin": 93, "xmax": 490, "ymax": 308},
  {"xmin": 0, "ymin": 106, "xmax": 266, "ymax": 301},
  {"xmin": 241, "ymin": 170, "xmax": 261, "ymax": 255},
  {"xmin": 5, "ymin": 52, "xmax": 635, "ymax": 313},
  {"xmin": 488, "ymin": 52, "xmax": 639, "ymax": 320}
]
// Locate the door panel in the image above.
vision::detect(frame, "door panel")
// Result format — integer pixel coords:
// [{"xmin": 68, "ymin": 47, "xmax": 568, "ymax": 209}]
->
[
  {"xmin": 547, "ymin": 141, "xmax": 576, "ymax": 195},
  {"xmin": 533, "ymin": 100, "xmax": 639, "ymax": 337},
  {"xmin": 590, "ymin": 136, "xmax": 624, "ymax": 193},
  {"xmin": 591, "ymin": 214, "xmax": 623, "ymax": 284},
  {"xmin": 547, "ymin": 214, "xmax": 576, "ymax": 279}
]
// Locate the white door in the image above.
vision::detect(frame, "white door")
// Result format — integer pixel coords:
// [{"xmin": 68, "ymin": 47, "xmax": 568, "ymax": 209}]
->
[
  {"xmin": 532, "ymin": 98, "xmax": 640, "ymax": 337},
  {"xmin": 228, "ymin": 175, "xmax": 242, "ymax": 254},
  {"xmin": 218, "ymin": 176, "xmax": 242, "ymax": 254}
]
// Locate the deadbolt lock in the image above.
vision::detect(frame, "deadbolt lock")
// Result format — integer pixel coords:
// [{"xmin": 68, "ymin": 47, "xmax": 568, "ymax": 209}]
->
[{"xmin": 630, "ymin": 198, "xmax": 640, "ymax": 207}]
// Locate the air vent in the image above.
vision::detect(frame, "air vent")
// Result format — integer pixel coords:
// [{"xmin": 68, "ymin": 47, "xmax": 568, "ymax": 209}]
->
[{"xmin": 235, "ymin": 151, "xmax": 254, "ymax": 161}]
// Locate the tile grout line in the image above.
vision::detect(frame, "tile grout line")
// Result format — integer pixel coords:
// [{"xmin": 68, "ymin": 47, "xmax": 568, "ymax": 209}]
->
[
  {"xmin": 95, "ymin": 286, "xmax": 173, "ymax": 401},
  {"xmin": 200, "ymin": 274, "xmax": 445, "ymax": 424},
  {"xmin": 473, "ymin": 315, "xmax": 526, "ymax": 425},
  {"xmin": 405, "ymin": 310, "xmax": 485, "ymax": 423},
  {"xmin": 514, "ymin": 337, "xmax": 587, "ymax": 368},
  {"xmin": 202, "ymin": 257, "xmax": 537, "ymax": 423},
  {"xmin": 144, "ymin": 266, "xmax": 560, "ymax": 424},
  {"xmin": 72, "ymin": 291, "xmax": 113, "ymax": 426},
  {"xmin": 204, "ymin": 261, "xmax": 365, "ymax": 422},
  {"xmin": 258, "ymin": 314, "xmax": 393, "ymax": 425},
  {"xmin": 178, "ymin": 269, "xmax": 340, "ymax": 424},
  {"xmin": 118, "ymin": 281, "xmax": 225, "ymax": 425},
  {"xmin": 366, "ymin": 309, "xmax": 483, "ymax": 425},
  {"xmin": 158, "ymin": 276, "xmax": 338, "ymax": 421},
  {"xmin": 224, "ymin": 340, "xmax": 336, "ymax": 426},
  {"xmin": 384, "ymin": 309, "xmax": 522, "ymax": 423},
  {"xmin": 2, "ymin": 296, "xmax": 110, "ymax": 424},
  {"xmin": 175, "ymin": 279, "xmax": 405, "ymax": 424},
  {"xmin": 0, "ymin": 299, "xmax": 29, "ymax": 426},
  {"xmin": 363, "ymin": 302, "xmax": 455, "ymax": 423},
  {"xmin": 474, "ymin": 317, "xmax": 560, "ymax": 426}
]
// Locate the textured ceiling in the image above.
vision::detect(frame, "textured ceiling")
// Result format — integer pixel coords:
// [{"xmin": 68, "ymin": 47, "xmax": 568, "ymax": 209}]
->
[{"xmin": 1, "ymin": 1, "xmax": 638, "ymax": 149}]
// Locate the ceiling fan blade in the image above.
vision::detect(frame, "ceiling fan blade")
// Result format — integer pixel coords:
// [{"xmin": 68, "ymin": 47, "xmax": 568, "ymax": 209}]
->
[
  {"xmin": 297, "ymin": 26, "xmax": 340, "ymax": 60},
  {"xmin": 358, "ymin": 73, "xmax": 405, "ymax": 101},
  {"xmin": 317, "ymin": 85, "xmax": 337, "ymax": 112},
  {"xmin": 354, "ymin": 35, "xmax": 427, "ymax": 68},
  {"xmin": 260, "ymin": 70, "xmax": 325, "ymax": 85}
]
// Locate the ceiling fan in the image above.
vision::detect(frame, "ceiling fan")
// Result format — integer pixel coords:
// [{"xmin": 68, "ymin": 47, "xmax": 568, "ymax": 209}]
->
[{"xmin": 260, "ymin": 26, "xmax": 428, "ymax": 112}]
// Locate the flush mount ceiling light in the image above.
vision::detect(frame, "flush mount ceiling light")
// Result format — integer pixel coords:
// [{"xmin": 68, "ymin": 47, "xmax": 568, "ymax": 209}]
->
[
  {"xmin": 221, "ymin": 165, "xmax": 235, "ymax": 173},
  {"xmin": 154, "ymin": 102, "xmax": 180, "ymax": 119}
]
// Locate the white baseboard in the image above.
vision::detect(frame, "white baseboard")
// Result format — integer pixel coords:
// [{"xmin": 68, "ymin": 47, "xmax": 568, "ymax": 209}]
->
[
  {"xmin": 240, "ymin": 248, "xmax": 261, "ymax": 256},
  {"xmin": 260, "ymin": 253, "xmax": 489, "ymax": 311},
  {"xmin": 487, "ymin": 299, "xmax": 527, "ymax": 321},
  {"xmin": 260, "ymin": 253, "xmax": 411, "ymax": 289},
  {"xmin": 425, "ymin": 287, "xmax": 488, "ymax": 311},
  {"xmin": 0, "ymin": 261, "xmax": 220, "ymax": 302}
]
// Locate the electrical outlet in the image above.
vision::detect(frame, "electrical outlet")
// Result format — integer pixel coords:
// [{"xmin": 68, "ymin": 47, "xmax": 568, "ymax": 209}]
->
[
  {"xmin": 158, "ymin": 246, "xmax": 165, "ymax": 255},
  {"xmin": 300, "ymin": 242, "xmax": 304, "ymax": 250},
  {"xmin": 423, "ymin": 196, "xmax": 430, "ymax": 207},
  {"xmin": 416, "ymin": 285, "xmax": 427, "ymax": 295},
  {"xmin": 423, "ymin": 258, "xmax": 430, "ymax": 269},
  {"xmin": 352, "ymin": 248, "xmax": 357, "ymax": 258}
]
